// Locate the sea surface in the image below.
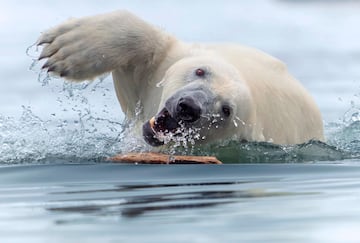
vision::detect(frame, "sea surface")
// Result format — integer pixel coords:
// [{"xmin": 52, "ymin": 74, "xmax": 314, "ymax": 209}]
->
[{"xmin": 0, "ymin": 0, "xmax": 360, "ymax": 242}]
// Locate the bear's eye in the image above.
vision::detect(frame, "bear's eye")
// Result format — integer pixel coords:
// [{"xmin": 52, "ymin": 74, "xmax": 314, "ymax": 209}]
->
[
  {"xmin": 195, "ymin": 68, "xmax": 206, "ymax": 77},
  {"xmin": 222, "ymin": 105, "xmax": 231, "ymax": 117}
]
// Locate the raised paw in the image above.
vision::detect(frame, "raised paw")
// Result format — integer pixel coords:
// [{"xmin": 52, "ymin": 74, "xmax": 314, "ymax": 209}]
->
[
  {"xmin": 37, "ymin": 15, "xmax": 115, "ymax": 81},
  {"xmin": 36, "ymin": 10, "xmax": 168, "ymax": 82}
]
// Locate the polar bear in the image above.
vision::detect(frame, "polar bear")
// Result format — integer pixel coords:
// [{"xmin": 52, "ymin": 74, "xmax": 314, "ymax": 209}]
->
[{"xmin": 37, "ymin": 10, "xmax": 324, "ymax": 146}]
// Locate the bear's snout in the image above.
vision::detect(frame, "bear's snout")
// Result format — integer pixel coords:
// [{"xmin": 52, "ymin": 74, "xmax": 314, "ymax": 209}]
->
[
  {"xmin": 176, "ymin": 96, "xmax": 201, "ymax": 123},
  {"xmin": 166, "ymin": 87, "xmax": 210, "ymax": 124},
  {"xmin": 142, "ymin": 87, "xmax": 212, "ymax": 146}
]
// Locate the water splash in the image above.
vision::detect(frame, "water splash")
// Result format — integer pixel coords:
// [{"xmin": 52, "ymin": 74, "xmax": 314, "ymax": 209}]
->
[
  {"xmin": 0, "ymin": 75, "xmax": 156, "ymax": 164},
  {"xmin": 343, "ymin": 93, "xmax": 360, "ymax": 124},
  {"xmin": 0, "ymin": 45, "xmax": 145, "ymax": 164},
  {"xmin": 168, "ymin": 113, "xmax": 360, "ymax": 163},
  {"xmin": 0, "ymin": 105, "xmax": 125, "ymax": 164},
  {"xmin": 232, "ymin": 120, "xmax": 238, "ymax": 127},
  {"xmin": 1, "ymin": 106, "xmax": 359, "ymax": 164},
  {"xmin": 155, "ymin": 122, "xmax": 202, "ymax": 155},
  {"xmin": 325, "ymin": 90, "xmax": 360, "ymax": 154}
]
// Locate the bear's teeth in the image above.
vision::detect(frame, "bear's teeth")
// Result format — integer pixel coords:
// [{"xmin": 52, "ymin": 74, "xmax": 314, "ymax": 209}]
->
[{"xmin": 149, "ymin": 117, "xmax": 156, "ymax": 130}]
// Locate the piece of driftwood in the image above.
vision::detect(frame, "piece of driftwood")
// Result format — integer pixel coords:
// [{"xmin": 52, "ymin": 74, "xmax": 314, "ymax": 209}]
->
[{"xmin": 108, "ymin": 152, "xmax": 222, "ymax": 164}]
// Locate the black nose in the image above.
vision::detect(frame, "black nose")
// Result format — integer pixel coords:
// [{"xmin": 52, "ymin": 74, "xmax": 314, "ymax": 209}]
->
[{"xmin": 176, "ymin": 97, "xmax": 201, "ymax": 122}]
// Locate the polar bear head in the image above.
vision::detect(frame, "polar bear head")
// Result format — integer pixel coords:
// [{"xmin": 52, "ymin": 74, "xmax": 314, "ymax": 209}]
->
[{"xmin": 143, "ymin": 56, "xmax": 254, "ymax": 147}]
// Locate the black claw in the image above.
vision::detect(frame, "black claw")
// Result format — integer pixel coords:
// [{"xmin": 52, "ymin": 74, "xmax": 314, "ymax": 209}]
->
[
  {"xmin": 42, "ymin": 62, "xmax": 49, "ymax": 69},
  {"xmin": 59, "ymin": 70, "xmax": 68, "ymax": 77},
  {"xmin": 47, "ymin": 65, "xmax": 56, "ymax": 73},
  {"xmin": 38, "ymin": 52, "xmax": 50, "ymax": 61}
]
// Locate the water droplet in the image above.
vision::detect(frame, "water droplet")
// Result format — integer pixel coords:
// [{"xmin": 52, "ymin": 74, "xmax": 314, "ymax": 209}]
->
[
  {"xmin": 233, "ymin": 119, "xmax": 238, "ymax": 127},
  {"xmin": 134, "ymin": 100, "xmax": 143, "ymax": 117},
  {"xmin": 156, "ymin": 79, "xmax": 165, "ymax": 87},
  {"xmin": 235, "ymin": 116, "xmax": 246, "ymax": 126},
  {"xmin": 351, "ymin": 112, "xmax": 360, "ymax": 122}
]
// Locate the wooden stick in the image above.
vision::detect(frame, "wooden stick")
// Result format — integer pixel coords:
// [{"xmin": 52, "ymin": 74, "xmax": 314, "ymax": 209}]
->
[{"xmin": 108, "ymin": 152, "xmax": 222, "ymax": 164}]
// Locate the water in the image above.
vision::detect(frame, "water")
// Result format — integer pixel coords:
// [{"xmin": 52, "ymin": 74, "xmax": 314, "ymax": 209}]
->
[
  {"xmin": 1, "ymin": 0, "xmax": 360, "ymax": 242},
  {"xmin": 2, "ymin": 164, "xmax": 360, "ymax": 243}
]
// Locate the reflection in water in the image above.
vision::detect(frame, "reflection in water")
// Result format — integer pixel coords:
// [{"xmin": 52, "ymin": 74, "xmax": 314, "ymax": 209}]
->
[
  {"xmin": 1, "ymin": 163, "xmax": 360, "ymax": 243},
  {"xmin": 47, "ymin": 181, "xmax": 305, "ymax": 220}
]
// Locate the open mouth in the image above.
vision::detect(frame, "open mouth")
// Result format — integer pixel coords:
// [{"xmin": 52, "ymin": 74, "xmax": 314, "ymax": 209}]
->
[
  {"xmin": 142, "ymin": 93, "xmax": 209, "ymax": 147},
  {"xmin": 142, "ymin": 108, "xmax": 181, "ymax": 146}
]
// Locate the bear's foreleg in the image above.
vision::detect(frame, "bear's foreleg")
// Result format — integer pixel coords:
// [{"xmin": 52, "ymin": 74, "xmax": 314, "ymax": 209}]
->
[{"xmin": 37, "ymin": 10, "xmax": 172, "ymax": 82}]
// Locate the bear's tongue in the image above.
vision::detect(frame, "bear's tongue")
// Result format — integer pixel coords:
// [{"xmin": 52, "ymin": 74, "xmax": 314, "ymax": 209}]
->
[{"xmin": 151, "ymin": 108, "xmax": 180, "ymax": 133}]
